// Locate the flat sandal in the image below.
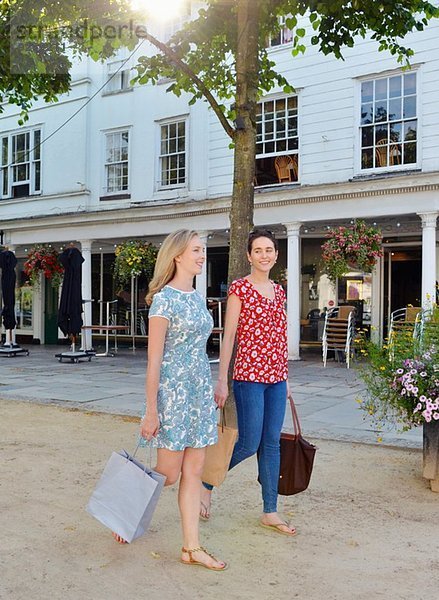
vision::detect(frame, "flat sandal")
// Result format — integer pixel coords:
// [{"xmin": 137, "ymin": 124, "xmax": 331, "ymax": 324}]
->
[{"xmin": 181, "ymin": 546, "xmax": 227, "ymax": 571}]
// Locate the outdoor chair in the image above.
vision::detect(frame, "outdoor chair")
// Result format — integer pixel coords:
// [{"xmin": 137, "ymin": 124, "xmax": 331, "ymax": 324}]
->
[
  {"xmin": 274, "ymin": 155, "xmax": 298, "ymax": 183},
  {"xmin": 416, "ymin": 307, "xmax": 439, "ymax": 351},
  {"xmin": 322, "ymin": 305, "xmax": 356, "ymax": 368},
  {"xmin": 388, "ymin": 306, "xmax": 421, "ymax": 361}
]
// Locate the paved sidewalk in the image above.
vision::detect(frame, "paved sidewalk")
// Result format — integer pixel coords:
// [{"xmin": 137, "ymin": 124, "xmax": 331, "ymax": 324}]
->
[{"xmin": 0, "ymin": 343, "xmax": 422, "ymax": 448}]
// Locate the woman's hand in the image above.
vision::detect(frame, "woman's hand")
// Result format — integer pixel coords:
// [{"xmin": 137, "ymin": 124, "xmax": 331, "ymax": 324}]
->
[
  {"xmin": 214, "ymin": 379, "xmax": 228, "ymax": 408},
  {"xmin": 140, "ymin": 412, "xmax": 160, "ymax": 441}
]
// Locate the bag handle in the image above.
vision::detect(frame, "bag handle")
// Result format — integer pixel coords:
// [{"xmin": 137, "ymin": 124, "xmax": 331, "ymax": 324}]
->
[
  {"xmin": 219, "ymin": 407, "xmax": 228, "ymax": 432},
  {"xmin": 288, "ymin": 393, "xmax": 302, "ymax": 437}
]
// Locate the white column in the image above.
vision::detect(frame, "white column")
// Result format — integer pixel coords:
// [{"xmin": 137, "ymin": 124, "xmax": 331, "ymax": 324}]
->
[
  {"xmin": 285, "ymin": 222, "xmax": 302, "ymax": 361},
  {"xmin": 196, "ymin": 231, "xmax": 209, "ymax": 297},
  {"xmin": 418, "ymin": 212, "xmax": 438, "ymax": 309},
  {"xmin": 79, "ymin": 239, "xmax": 93, "ymax": 349},
  {"xmin": 371, "ymin": 256, "xmax": 382, "ymax": 343}
]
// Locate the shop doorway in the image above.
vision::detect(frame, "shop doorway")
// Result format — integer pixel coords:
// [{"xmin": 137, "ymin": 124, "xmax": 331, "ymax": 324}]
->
[
  {"xmin": 383, "ymin": 247, "xmax": 422, "ymax": 332},
  {"xmin": 44, "ymin": 279, "xmax": 59, "ymax": 344}
]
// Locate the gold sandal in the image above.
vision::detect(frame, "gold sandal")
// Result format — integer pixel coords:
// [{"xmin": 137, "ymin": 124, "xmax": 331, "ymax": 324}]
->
[{"xmin": 181, "ymin": 546, "xmax": 227, "ymax": 571}]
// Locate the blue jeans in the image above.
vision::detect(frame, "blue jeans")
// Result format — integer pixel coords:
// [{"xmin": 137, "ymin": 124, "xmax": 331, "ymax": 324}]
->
[{"xmin": 204, "ymin": 379, "xmax": 287, "ymax": 513}]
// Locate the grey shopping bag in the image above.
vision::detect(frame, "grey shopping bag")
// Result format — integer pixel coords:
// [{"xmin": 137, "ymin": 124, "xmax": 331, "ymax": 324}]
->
[{"xmin": 86, "ymin": 448, "xmax": 166, "ymax": 543}]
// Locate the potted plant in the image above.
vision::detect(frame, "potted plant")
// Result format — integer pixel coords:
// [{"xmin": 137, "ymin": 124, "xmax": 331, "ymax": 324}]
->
[
  {"xmin": 321, "ymin": 220, "xmax": 383, "ymax": 283},
  {"xmin": 24, "ymin": 245, "xmax": 64, "ymax": 288},
  {"xmin": 355, "ymin": 310, "xmax": 439, "ymax": 490},
  {"xmin": 113, "ymin": 240, "xmax": 158, "ymax": 285}
]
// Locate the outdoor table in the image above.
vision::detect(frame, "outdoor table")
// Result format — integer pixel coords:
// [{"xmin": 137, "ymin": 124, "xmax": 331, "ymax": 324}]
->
[{"xmin": 81, "ymin": 325, "xmax": 130, "ymax": 357}]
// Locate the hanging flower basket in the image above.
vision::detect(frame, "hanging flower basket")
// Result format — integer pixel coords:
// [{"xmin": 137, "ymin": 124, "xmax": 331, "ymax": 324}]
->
[
  {"xmin": 113, "ymin": 240, "xmax": 158, "ymax": 285},
  {"xmin": 321, "ymin": 220, "xmax": 383, "ymax": 284},
  {"xmin": 24, "ymin": 245, "xmax": 64, "ymax": 288}
]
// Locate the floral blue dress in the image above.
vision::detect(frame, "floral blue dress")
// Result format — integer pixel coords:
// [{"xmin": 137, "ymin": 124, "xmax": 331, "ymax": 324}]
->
[{"xmin": 143, "ymin": 285, "xmax": 218, "ymax": 451}]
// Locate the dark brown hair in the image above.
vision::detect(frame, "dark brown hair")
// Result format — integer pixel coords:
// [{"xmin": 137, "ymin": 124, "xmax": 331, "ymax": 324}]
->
[{"xmin": 247, "ymin": 229, "xmax": 278, "ymax": 253}]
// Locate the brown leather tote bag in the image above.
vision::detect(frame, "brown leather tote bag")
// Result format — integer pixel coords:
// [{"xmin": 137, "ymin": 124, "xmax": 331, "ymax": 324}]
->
[{"xmin": 278, "ymin": 394, "xmax": 317, "ymax": 496}]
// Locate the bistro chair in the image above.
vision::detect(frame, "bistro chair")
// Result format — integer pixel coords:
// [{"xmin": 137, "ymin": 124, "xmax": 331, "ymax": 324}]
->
[
  {"xmin": 388, "ymin": 306, "xmax": 421, "ymax": 361},
  {"xmin": 416, "ymin": 307, "xmax": 439, "ymax": 351},
  {"xmin": 322, "ymin": 305, "xmax": 356, "ymax": 368}
]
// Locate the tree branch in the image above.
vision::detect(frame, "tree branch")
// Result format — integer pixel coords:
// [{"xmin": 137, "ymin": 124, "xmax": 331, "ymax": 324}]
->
[{"xmin": 136, "ymin": 28, "xmax": 236, "ymax": 140}]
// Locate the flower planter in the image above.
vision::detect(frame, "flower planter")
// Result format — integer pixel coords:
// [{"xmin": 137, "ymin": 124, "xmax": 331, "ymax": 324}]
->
[{"xmin": 423, "ymin": 420, "xmax": 439, "ymax": 492}]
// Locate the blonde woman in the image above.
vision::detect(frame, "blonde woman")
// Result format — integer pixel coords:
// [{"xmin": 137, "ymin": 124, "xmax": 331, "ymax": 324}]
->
[{"xmin": 114, "ymin": 229, "xmax": 226, "ymax": 571}]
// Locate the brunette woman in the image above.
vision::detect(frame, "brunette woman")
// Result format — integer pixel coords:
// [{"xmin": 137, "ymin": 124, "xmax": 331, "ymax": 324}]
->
[{"xmin": 200, "ymin": 229, "xmax": 296, "ymax": 536}]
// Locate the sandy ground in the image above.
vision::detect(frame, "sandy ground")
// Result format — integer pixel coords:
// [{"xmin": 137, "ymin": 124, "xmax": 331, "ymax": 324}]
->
[{"xmin": 1, "ymin": 399, "xmax": 438, "ymax": 600}]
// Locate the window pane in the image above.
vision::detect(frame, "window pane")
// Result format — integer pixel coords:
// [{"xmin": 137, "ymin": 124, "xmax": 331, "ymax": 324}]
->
[
  {"xmin": 177, "ymin": 121, "xmax": 185, "ymax": 137},
  {"xmin": 388, "ymin": 98, "xmax": 401, "ymax": 121},
  {"xmin": 404, "ymin": 73, "xmax": 416, "ymax": 96},
  {"xmin": 389, "ymin": 76, "xmax": 401, "ymax": 98},
  {"xmin": 361, "ymin": 103, "xmax": 373, "ymax": 125},
  {"xmin": 263, "ymin": 101, "xmax": 274, "ymax": 117},
  {"xmin": 275, "ymin": 98, "xmax": 285, "ymax": 113},
  {"xmin": 33, "ymin": 130, "xmax": 41, "ymax": 160},
  {"xmin": 403, "ymin": 96, "xmax": 416, "ymax": 119},
  {"xmin": 13, "ymin": 163, "xmax": 29, "ymax": 182},
  {"xmin": 265, "ymin": 141, "xmax": 275, "ymax": 154},
  {"xmin": 361, "ymin": 126, "xmax": 373, "ymax": 148},
  {"xmin": 361, "ymin": 148, "xmax": 373, "ymax": 169},
  {"xmin": 404, "ymin": 121, "xmax": 417, "ymax": 141},
  {"xmin": 275, "ymin": 117, "xmax": 286, "ymax": 138},
  {"xmin": 177, "ymin": 136, "xmax": 185, "ymax": 152},
  {"xmin": 34, "ymin": 161, "xmax": 41, "ymax": 191},
  {"xmin": 287, "ymin": 96, "xmax": 297, "ymax": 110},
  {"xmin": 389, "ymin": 122, "xmax": 402, "ymax": 143},
  {"xmin": 375, "ymin": 143, "xmax": 387, "ymax": 167},
  {"xmin": 374, "ymin": 100, "xmax": 387, "ymax": 122},
  {"xmin": 287, "ymin": 117, "xmax": 297, "ymax": 136},
  {"xmin": 169, "ymin": 137, "xmax": 177, "ymax": 153},
  {"xmin": 287, "ymin": 138, "xmax": 298, "ymax": 151},
  {"xmin": 361, "ymin": 81, "xmax": 373, "ymax": 103},
  {"xmin": 375, "ymin": 125, "xmax": 388, "ymax": 144},
  {"xmin": 1, "ymin": 137, "xmax": 8, "ymax": 166},
  {"xmin": 276, "ymin": 139, "xmax": 286, "ymax": 153},
  {"xmin": 389, "ymin": 143, "xmax": 402, "ymax": 165},
  {"xmin": 2, "ymin": 168, "xmax": 8, "ymax": 195},
  {"xmin": 403, "ymin": 142, "xmax": 416, "ymax": 164},
  {"xmin": 375, "ymin": 78, "xmax": 387, "ymax": 100}
]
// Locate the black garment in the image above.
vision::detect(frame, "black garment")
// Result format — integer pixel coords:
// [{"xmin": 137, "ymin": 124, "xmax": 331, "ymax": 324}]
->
[
  {"xmin": 0, "ymin": 250, "xmax": 17, "ymax": 330},
  {"xmin": 57, "ymin": 247, "xmax": 84, "ymax": 336}
]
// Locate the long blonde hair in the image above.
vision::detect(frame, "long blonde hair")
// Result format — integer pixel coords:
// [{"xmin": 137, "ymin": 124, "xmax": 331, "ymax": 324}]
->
[{"xmin": 146, "ymin": 229, "xmax": 199, "ymax": 305}]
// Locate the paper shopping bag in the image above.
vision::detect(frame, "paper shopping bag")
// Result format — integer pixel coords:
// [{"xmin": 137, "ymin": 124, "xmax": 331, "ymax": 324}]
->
[
  {"xmin": 202, "ymin": 410, "xmax": 238, "ymax": 487},
  {"xmin": 86, "ymin": 448, "xmax": 166, "ymax": 543}
]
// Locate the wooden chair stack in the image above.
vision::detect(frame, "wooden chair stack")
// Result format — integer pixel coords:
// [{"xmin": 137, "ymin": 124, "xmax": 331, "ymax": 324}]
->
[{"xmin": 322, "ymin": 305, "xmax": 356, "ymax": 368}]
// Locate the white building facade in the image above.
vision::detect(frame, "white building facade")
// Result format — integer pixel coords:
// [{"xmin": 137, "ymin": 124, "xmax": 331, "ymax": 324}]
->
[{"xmin": 1, "ymin": 12, "xmax": 439, "ymax": 357}]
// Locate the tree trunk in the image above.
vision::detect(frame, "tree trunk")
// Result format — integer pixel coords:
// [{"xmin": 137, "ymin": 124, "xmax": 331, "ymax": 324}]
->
[
  {"xmin": 225, "ymin": 0, "xmax": 260, "ymax": 425},
  {"xmin": 227, "ymin": 0, "xmax": 259, "ymax": 284}
]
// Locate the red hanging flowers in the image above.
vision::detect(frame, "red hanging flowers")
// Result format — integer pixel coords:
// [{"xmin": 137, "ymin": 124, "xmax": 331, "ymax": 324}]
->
[
  {"xmin": 321, "ymin": 221, "xmax": 383, "ymax": 284},
  {"xmin": 24, "ymin": 245, "xmax": 64, "ymax": 288}
]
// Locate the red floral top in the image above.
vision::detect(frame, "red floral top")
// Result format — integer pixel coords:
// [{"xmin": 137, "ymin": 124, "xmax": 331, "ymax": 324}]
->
[{"xmin": 229, "ymin": 278, "xmax": 288, "ymax": 383}]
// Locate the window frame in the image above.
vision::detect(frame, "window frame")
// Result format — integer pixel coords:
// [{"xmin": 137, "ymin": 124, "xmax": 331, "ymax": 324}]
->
[
  {"xmin": 157, "ymin": 117, "xmax": 188, "ymax": 190},
  {"xmin": 1, "ymin": 126, "xmax": 42, "ymax": 200},
  {"xmin": 356, "ymin": 68, "xmax": 420, "ymax": 174},
  {"xmin": 102, "ymin": 128, "xmax": 131, "ymax": 197},
  {"xmin": 255, "ymin": 93, "xmax": 300, "ymax": 186},
  {"xmin": 266, "ymin": 16, "xmax": 294, "ymax": 49},
  {"xmin": 104, "ymin": 58, "xmax": 133, "ymax": 95}
]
